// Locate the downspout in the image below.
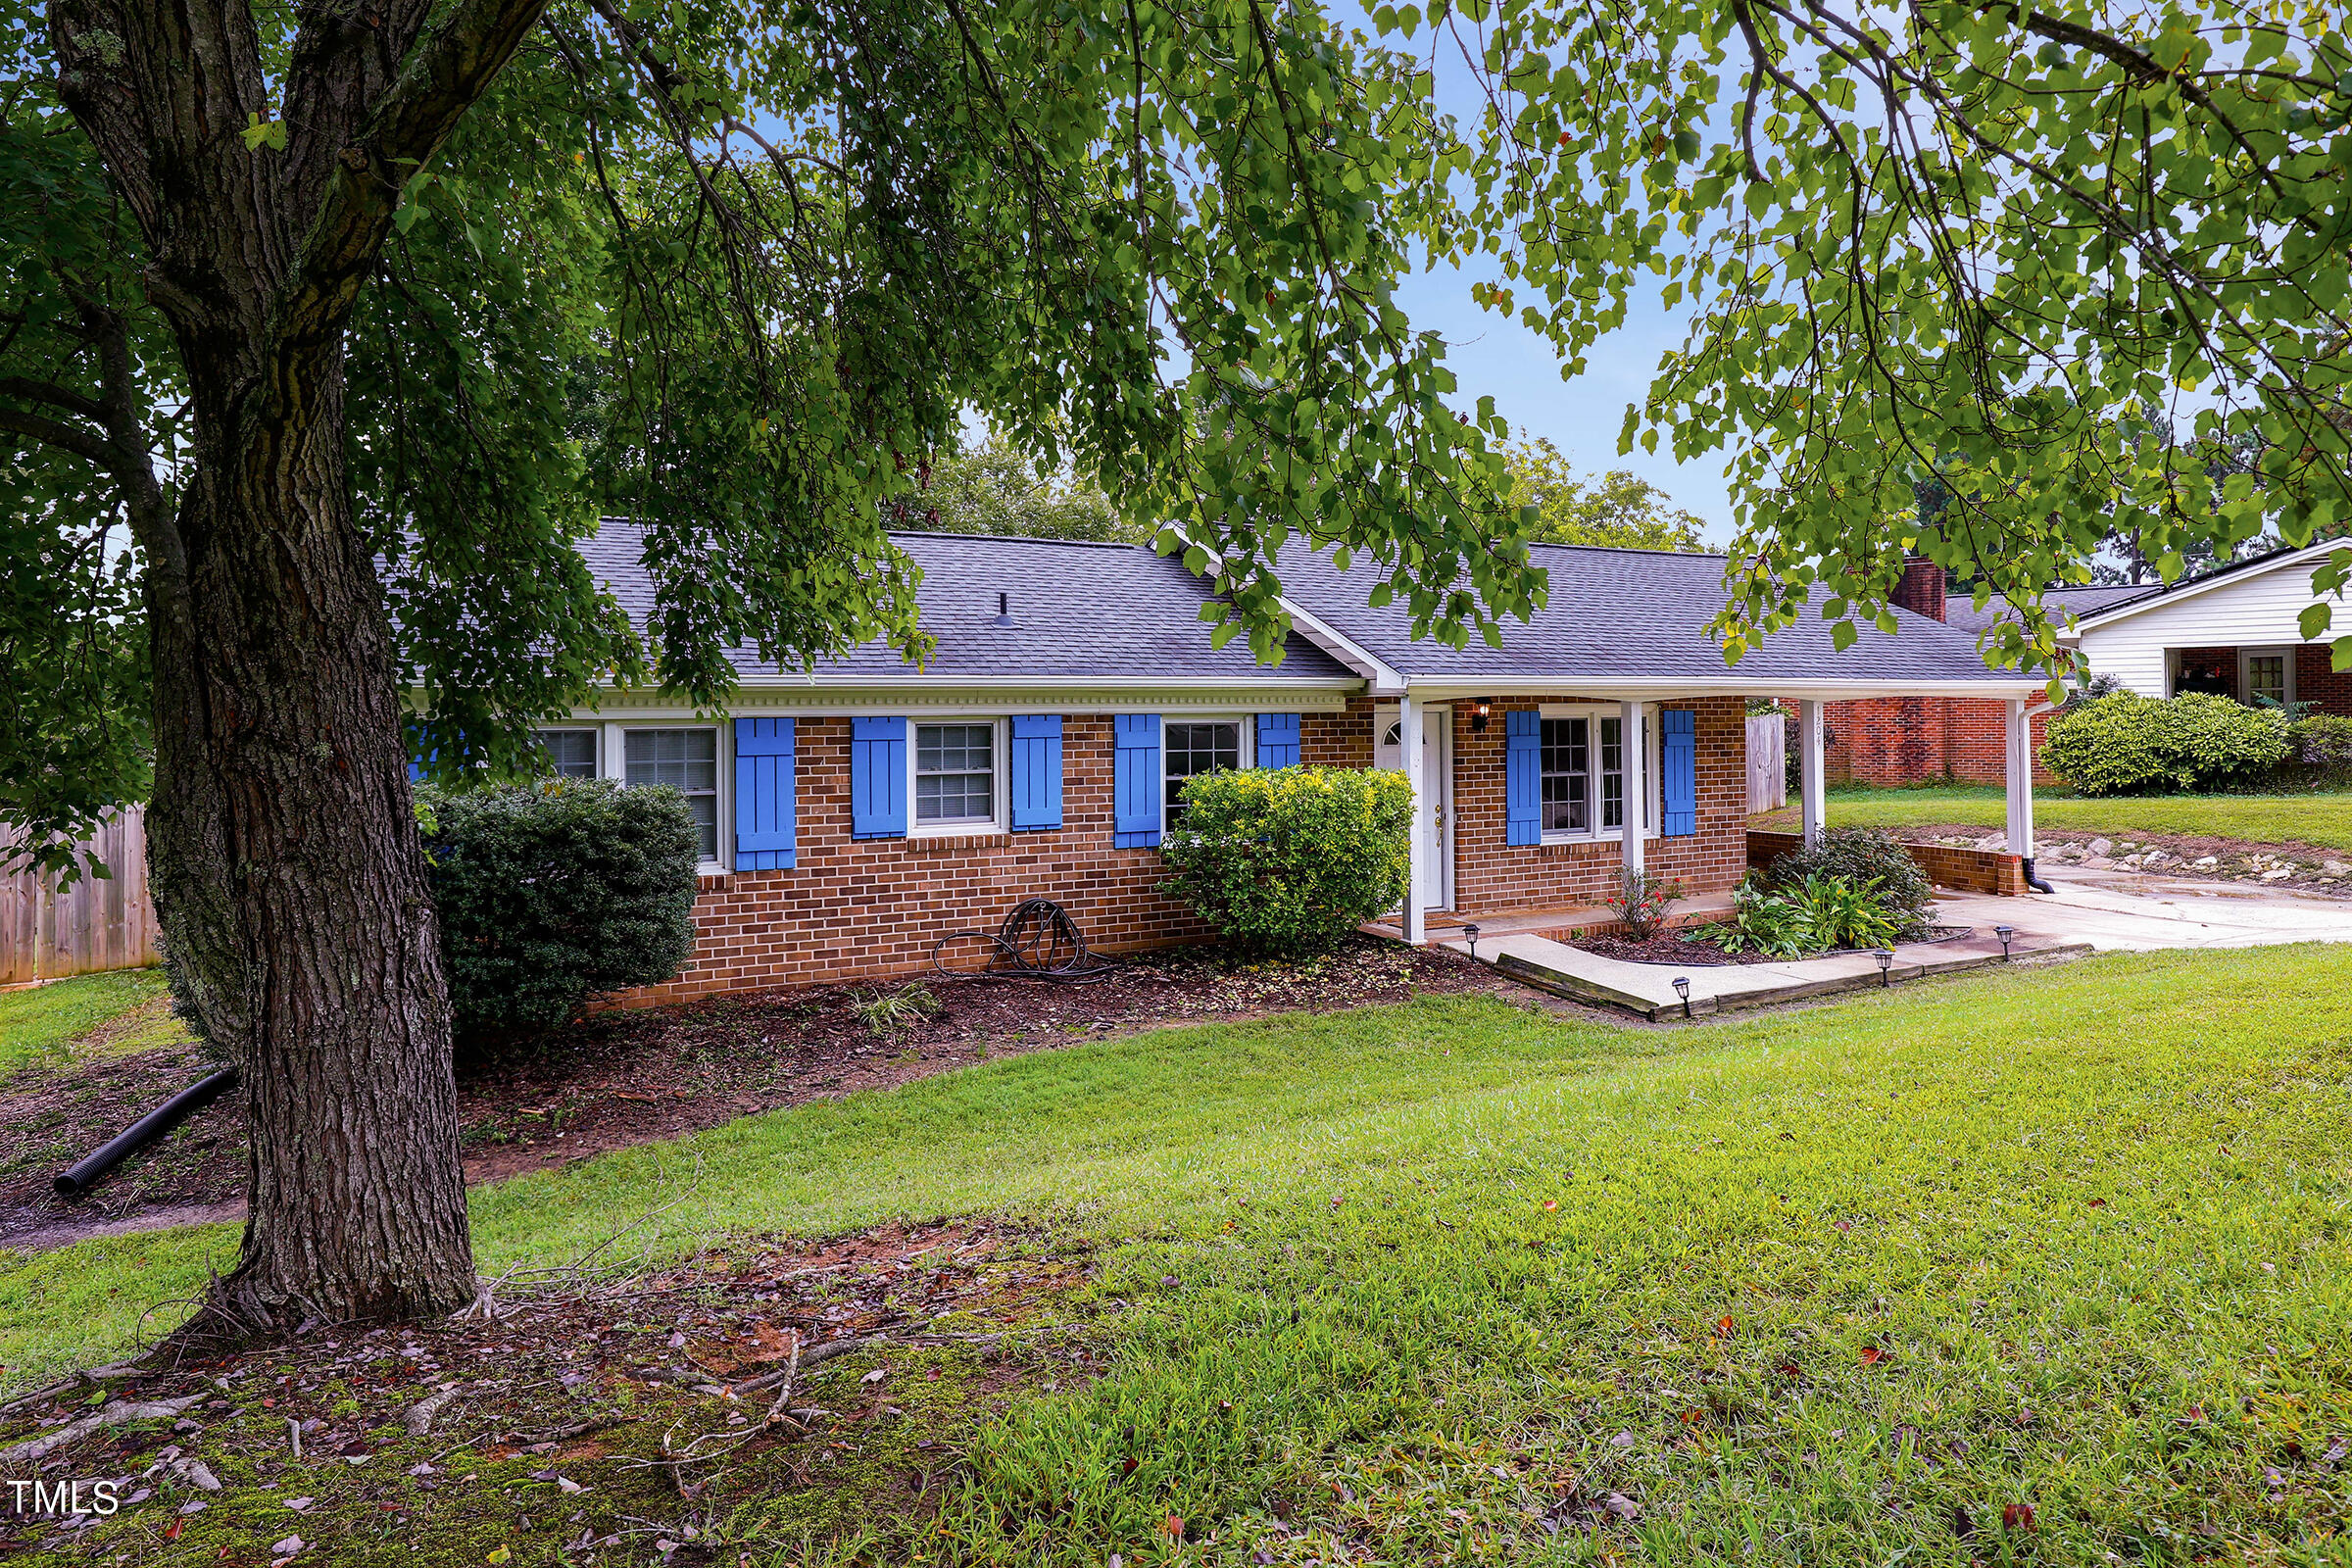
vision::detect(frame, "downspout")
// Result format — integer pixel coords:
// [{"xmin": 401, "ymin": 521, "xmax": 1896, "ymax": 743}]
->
[{"xmin": 2019, "ymin": 699, "xmax": 2057, "ymax": 893}]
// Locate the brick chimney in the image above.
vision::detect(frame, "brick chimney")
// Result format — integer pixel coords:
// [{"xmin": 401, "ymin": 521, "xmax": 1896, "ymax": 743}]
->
[{"xmin": 1891, "ymin": 557, "xmax": 1946, "ymax": 622}]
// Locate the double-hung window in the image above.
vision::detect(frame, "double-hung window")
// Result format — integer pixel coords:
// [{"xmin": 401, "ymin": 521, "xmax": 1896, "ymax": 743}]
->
[
  {"xmin": 915, "ymin": 722, "xmax": 997, "ymax": 829},
  {"xmin": 1539, "ymin": 707, "xmax": 1651, "ymax": 842},
  {"xmin": 624, "ymin": 728, "xmax": 719, "ymax": 860},
  {"xmin": 536, "ymin": 728, "xmax": 599, "ymax": 778},
  {"xmin": 1164, "ymin": 719, "xmax": 1243, "ymax": 826},
  {"xmin": 1540, "ymin": 717, "xmax": 1589, "ymax": 833}
]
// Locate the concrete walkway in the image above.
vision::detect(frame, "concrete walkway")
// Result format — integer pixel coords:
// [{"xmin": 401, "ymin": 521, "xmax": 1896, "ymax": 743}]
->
[{"xmin": 1449, "ymin": 865, "xmax": 2352, "ymax": 1020}]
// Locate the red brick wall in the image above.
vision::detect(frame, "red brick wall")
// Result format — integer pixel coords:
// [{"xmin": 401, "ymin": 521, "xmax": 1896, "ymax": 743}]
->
[
  {"xmin": 2297, "ymin": 645, "xmax": 2352, "ymax": 715},
  {"xmin": 1445, "ymin": 696, "xmax": 1748, "ymax": 915},
  {"xmin": 1821, "ymin": 697, "xmax": 2054, "ymax": 787},
  {"xmin": 1747, "ymin": 829, "xmax": 2024, "ymax": 896},
  {"xmin": 611, "ymin": 695, "xmax": 1753, "ymax": 1004},
  {"xmin": 612, "ymin": 709, "xmax": 1378, "ymax": 1005}
]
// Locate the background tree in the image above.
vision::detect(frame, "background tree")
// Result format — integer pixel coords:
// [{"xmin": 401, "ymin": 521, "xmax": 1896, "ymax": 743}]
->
[
  {"xmin": 1440, "ymin": 0, "xmax": 2352, "ymax": 685},
  {"xmin": 882, "ymin": 434, "xmax": 1144, "ymax": 543},
  {"xmin": 1497, "ymin": 437, "xmax": 1708, "ymax": 551},
  {"xmin": 2, "ymin": 0, "xmax": 1536, "ymax": 1332}
]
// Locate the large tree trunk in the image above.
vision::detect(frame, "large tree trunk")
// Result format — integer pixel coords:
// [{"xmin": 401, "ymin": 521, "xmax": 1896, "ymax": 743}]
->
[
  {"xmin": 149, "ymin": 349, "xmax": 476, "ymax": 1333},
  {"xmin": 47, "ymin": 0, "xmax": 552, "ymax": 1336}
]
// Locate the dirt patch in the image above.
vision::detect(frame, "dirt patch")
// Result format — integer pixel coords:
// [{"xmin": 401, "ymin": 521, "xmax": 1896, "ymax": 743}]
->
[
  {"xmin": 0, "ymin": 938, "xmax": 1500, "ymax": 1251},
  {"xmin": 0, "ymin": 1220, "xmax": 1089, "ymax": 1563}
]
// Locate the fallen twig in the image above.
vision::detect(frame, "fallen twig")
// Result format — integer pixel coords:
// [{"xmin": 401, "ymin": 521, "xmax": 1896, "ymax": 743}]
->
[
  {"xmin": 401, "ymin": 1385, "xmax": 464, "ymax": 1439},
  {"xmin": 0, "ymin": 1394, "xmax": 204, "ymax": 1466}
]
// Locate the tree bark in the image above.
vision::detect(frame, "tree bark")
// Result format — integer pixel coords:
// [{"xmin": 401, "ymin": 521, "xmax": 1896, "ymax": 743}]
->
[
  {"xmin": 42, "ymin": 0, "xmax": 550, "ymax": 1333},
  {"xmin": 148, "ymin": 354, "xmax": 476, "ymax": 1333}
]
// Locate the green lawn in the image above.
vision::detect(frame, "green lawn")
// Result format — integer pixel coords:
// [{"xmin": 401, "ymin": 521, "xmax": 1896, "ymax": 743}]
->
[
  {"xmin": 6, "ymin": 949, "xmax": 2350, "ymax": 1563},
  {"xmin": 1755, "ymin": 782, "xmax": 2352, "ymax": 850},
  {"xmin": 0, "ymin": 966, "xmax": 184, "ymax": 1073}
]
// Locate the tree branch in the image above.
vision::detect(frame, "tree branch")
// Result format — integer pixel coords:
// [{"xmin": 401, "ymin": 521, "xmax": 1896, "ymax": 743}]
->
[
  {"xmin": 0, "ymin": 374, "xmax": 109, "ymax": 423},
  {"xmin": 0, "ymin": 404, "xmax": 115, "ymax": 466}
]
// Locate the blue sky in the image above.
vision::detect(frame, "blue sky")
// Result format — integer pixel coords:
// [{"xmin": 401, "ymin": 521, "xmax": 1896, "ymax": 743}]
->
[{"xmin": 1390, "ymin": 261, "xmax": 1736, "ymax": 546}]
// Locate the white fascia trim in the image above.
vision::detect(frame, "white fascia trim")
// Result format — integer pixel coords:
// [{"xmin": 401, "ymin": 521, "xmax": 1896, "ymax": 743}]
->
[
  {"xmin": 1399, "ymin": 677, "xmax": 2051, "ymax": 702},
  {"xmin": 2070, "ymin": 539, "xmax": 2342, "ymax": 632},
  {"xmin": 1276, "ymin": 598, "xmax": 1407, "ymax": 695},
  {"xmin": 548, "ymin": 683, "xmax": 1357, "ymax": 721}
]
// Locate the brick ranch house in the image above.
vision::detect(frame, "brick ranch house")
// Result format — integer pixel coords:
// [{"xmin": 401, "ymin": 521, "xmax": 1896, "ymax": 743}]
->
[
  {"xmin": 1816, "ymin": 560, "xmax": 2152, "ymax": 786},
  {"xmin": 512, "ymin": 526, "xmax": 2048, "ymax": 1004}
]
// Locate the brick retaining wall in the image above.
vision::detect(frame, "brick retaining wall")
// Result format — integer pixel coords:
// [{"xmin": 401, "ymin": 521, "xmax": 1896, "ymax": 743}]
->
[{"xmin": 1747, "ymin": 829, "xmax": 2024, "ymax": 896}]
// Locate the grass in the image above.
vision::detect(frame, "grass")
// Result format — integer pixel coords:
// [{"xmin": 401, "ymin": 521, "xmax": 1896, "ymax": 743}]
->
[
  {"xmin": 1754, "ymin": 781, "xmax": 2352, "ymax": 851},
  {"xmin": 6, "ymin": 948, "xmax": 2351, "ymax": 1563},
  {"xmin": 0, "ymin": 966, "xmax": 186, "ymax": 1073}
]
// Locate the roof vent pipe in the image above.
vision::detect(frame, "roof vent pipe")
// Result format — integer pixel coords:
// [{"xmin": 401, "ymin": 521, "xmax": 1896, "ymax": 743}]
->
[{"xmin": 993, "ymin": 592, "xmax": 1011, "ymax": 627}]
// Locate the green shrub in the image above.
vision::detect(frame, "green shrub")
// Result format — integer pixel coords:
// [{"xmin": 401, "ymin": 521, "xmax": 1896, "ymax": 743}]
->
[
  {"xmin": 419, "ymin": 778, "xmax": 700, "ymax": 1042},
  {"xmin": 1704, "ymin": 870, "xmax": 1899, "ymax": 956},
  {"xmin": 1763, "ymin": 825, "xmax": 1935, "ymax": 939},
  {"xmin": 2040, "ymin": 692, "xmax": 2289, "ymax": 795},
  {"xmin": 2288, "ymin": 713, "xmax": 2352, "ymax": 768},
  {"xmin": 1159, "ymin": 766, "xmax": 1413, "ymax": 956}
]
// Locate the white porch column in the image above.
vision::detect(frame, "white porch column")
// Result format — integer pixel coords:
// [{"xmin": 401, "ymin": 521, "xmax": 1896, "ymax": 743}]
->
[
  {"xmin": 1398, "ymin": 692, "xmax": 1427, "ymax": 945},
  {"xmin": 1619, "ymin": 700, "xmax": 1646, "ymax": 877},
  {"xmin": 2005, "ymin": 698, "xmax": 2036, "ymax": 858},
  {"xmin": 1797, "ymin": 699, "xmax": 1826, "ymax": 848}
]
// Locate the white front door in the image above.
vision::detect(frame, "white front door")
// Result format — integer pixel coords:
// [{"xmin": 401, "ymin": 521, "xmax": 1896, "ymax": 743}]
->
[{"xmin": 1375, "ymin": 706, "xmax": 1451, "ymax": 909}]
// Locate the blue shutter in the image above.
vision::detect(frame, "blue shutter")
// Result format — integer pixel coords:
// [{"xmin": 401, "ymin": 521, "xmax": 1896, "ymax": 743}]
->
[
  {"xmin": 1505, "ymin": 709, "xmax": 1542, "ymax": 847},
  {"xmin": 1660, "ymin": 708, "xmax": 1697, "ymax": 837},
  {"xmin": 851, "ymin": 716, "xmax": 907, "ymax": 840},
  {"xmin": 1113, "ymin": 713, "xmax": 1161, "ymax": 848},
  {"xmin": 1009, "ymin": 714, "xmax": 1063, "ymax": 830},
  {"xmin": 734, "ymin": 717, "xmax": 797, "ymax": 869},
  {"xmin": 1254, "ymin": 711, "xmax": 1301, "ymax": 768}
]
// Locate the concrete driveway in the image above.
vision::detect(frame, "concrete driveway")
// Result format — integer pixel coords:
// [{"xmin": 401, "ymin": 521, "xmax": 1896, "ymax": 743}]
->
[{"xmin": 1935, "ymin": 863, "xmax": 2352, "ymax": 952}]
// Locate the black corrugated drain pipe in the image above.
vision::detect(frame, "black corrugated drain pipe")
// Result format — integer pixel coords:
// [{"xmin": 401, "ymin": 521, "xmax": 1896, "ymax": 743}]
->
[
  {"xmin": 2021, "ymin": 856, "xmax": 2055, "ymax": 894},
  {"xmin": 54, "ymin": 1067, "xmax": 239, "ymax": 1200}
]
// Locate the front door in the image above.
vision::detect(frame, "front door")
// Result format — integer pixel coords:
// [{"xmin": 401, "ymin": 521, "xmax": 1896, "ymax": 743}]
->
[{"xmin": 1375, "ymin": 707, "xmax": 1451, "ymax": 909}]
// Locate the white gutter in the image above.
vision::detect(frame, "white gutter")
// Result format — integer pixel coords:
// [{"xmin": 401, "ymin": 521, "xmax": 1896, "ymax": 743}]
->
[{"xmin": 1396, "ymin": 676, "xmax": 2052, "ymax": 702}]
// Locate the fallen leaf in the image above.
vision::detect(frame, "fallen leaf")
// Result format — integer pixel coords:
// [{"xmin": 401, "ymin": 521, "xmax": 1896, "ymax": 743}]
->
[
  {"xmin": 1163, "ymin": 1513, "xmax": 1185, "ymax": 1540},
  {"xmin": 1950, "ymin": 1503, "xmax": 1974, "ymax": 1540},
  {"xmin": 1715, "ymin": 1314, "xmax": 1735, "ymax": 1337},
  {"xmin": 1859, "ymin": 1346, "xmax": 1886, "ymax": 1364},
  {"xmin": 270, "ymin": 1538, "xmax": 304, "ymax": 1557},
  {"xmin": 284, "ymin": 1496, "xmax": 314, "ymax": 1511},
  {"xmin": 165, "ymin": 1517, "xmax": 184, "ymax": 1542},
  {"xmin": 862, "ymin": 1368, "xmax": 886, "ymax": 1384},
  {"xmin": 1604, "ymin": 1493, "xmax": 1640, "ymax": 1520},
  {"xmin": 1543, "ymin": 1200, "xmax": 1559, "ymax": 1211},
  {"xmin": 1608, "ymin": 1431, "xmax": 1635, "ymax": 1447},
  {"xmin": 2002, "ymin": 1501, "xmax": 2036, "ymax": 1533},
  {"xmin": 487, "ymin": 1548, "xmax": 512, "ymax": 1565}
]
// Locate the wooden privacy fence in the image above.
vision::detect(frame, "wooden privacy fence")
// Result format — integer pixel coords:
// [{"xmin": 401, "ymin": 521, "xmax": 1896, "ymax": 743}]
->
[
  {"xmin": 1, "ymin": 807, "xmax": 159, "ymax": 985},
  {"xmin": 1744, "ymin": 712, "xmax": 1787, "ymax": 814}
]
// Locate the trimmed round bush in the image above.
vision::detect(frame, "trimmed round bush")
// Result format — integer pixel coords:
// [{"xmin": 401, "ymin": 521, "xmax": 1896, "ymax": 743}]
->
[
  {"xmin": 1764, "ymin": 825, "xmax": 1935, "ymax": 939},
  {"xmin": 2040, "ymin": 692, "xmax": 2289, "ymax": 795},
  {"xmin": 1159, "ymin": 765, "xmax": 1413, "ymax": 955},
  {"xmin": 419, "ymin": 778, "xmax": 700, "ymax": 1042}
]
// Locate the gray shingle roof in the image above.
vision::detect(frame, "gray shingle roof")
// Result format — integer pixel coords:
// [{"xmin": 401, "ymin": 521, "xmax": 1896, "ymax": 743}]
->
[
  {"xmin": 1944, "ymin": 583, "xmax": 2156, "ymax": 635},
  {"xmin": 1273, "ymin": 543, "xmax": 2024, "ymax": 685},
  {"xmin": 576, "ymin": 521, "xmax": 1355, "ymax": 684}
]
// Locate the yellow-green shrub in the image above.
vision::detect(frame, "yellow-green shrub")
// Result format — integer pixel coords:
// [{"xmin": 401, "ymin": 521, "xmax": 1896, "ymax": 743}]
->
[
  {"xmin": 2040, "ymin": 692, "xmax": 2289, "ymax": 795},
  {"xmin": 1159, "ymin": 766, "xmax": 1413, "ymax": 954}
]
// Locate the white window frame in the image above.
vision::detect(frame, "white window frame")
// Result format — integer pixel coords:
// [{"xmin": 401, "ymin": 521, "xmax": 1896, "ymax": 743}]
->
[
  {"xmin": 603, "ymin": 722, "xmax": 729, "ymax": 874},
  {"xmin": 2239, "ymin": 645, "xmax": 2295, "ymax": 710},
  {"xmin": 907, "ymin": 716, "xmax": 1009, "ymax": 839},
  {"xmin": 1160, "ymin": 713, "xmax": 1254, "ymax": 833},
  {"xmin": 1536, "ymin": 703, "xmax": 1661, "ymax": 845},
  {"xmin": 534, "ymin": 726, "xmax": 601, "ymax": 779}
]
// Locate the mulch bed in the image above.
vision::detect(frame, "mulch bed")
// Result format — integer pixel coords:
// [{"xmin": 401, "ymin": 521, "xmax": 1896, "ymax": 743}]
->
[
  {"xmin": 0, "ymin": 1219, "xmax": 1090, "ymax": 1563},
  {"xmin": 0, "ymin": 938, "xmax": 1499, "ymax": 1253}
]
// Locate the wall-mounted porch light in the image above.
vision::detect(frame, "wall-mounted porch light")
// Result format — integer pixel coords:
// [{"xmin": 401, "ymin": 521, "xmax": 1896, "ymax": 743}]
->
[{"xmin": 1470, "ymin": 699, "xmax": 1492, "ymax": 733}]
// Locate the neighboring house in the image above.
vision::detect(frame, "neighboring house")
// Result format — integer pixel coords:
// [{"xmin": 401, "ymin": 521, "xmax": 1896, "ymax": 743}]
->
[
  {"xmin": 2065, "ymin": 539, "xmax": 2352, "ymax": 712},
  {"xmin": 490, "ymin": 526, "xmax": 2045, "ymax": 1004},
  {"xmin": 1819, "ymin": 561, "xmax": 2154, "ymax": 786}
]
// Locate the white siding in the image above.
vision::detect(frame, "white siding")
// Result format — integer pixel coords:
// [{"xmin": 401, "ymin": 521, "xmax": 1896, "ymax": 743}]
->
[{"xmin": 2077, "ymin": 553, "xmax": 2338, "ymax": 696}]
